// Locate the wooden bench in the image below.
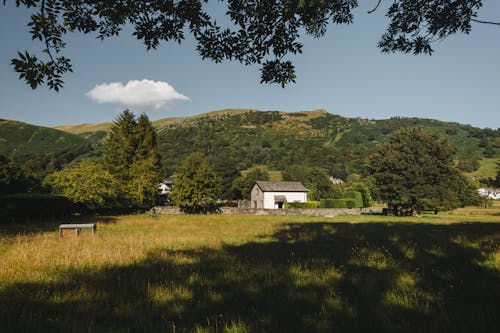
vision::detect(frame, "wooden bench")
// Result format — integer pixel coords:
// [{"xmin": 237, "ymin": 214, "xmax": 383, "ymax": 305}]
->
[{"xmin": 59, "ymin": 223, "xmax": 96, "ymax": 237}]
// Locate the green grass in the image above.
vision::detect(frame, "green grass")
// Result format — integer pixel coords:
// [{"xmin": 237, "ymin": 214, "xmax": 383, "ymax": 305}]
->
[
  {"xmin": 1, "ymin": 207, "xmax": 499, "ymax": 332},
  {"xmin": 464, "ymin": 157, "xmax": 500, "ymax": 179}
]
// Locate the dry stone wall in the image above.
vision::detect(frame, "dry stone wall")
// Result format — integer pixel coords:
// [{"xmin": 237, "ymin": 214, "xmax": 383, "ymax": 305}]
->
[{"xmin": 151, "ymin": 206, "xmax": 364, "ymax": 217}]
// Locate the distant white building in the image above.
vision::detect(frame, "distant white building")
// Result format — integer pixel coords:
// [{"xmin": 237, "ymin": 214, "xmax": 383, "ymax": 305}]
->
[
  {"xmin": 251, "ymin": 181, "xmax": 308, "ymax": 209},
  {"xmin": 159, "ymin": 180, "xmax": 174, "ymax": 195},
  {"xmin": 329, "ymin": 177, "xmax": 344, "ymax": 185},
  {"xmin": 478, "ymin": 188, "xmax": 500, "ymax": 200}
]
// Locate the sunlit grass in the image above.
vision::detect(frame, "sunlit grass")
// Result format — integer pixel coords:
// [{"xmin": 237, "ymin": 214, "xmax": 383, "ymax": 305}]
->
[
  {"xmin": 463, "ymin": 157, "xmax": 500, "ymax": 179},
  {"xmin": 1, "ymin": 206, "xmax": 499, "ymax": 332}
]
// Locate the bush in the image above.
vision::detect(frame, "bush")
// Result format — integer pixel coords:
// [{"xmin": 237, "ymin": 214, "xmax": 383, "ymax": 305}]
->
[
  {"xmin": 285, "ymin": 201, "xmax": 318, "ymax": 209},
  {"xmin": 319, "ymin": 199, "xmax": 335, "ymax": 208},
  {"xmin": 343, "ymin": 190, "xmax": 363, "ymax": 208},
  {"xmin": 0, "ymin": 193, "xmax": 76, "ymax": 223},
  {"xmin": 332, "ymin": 199, "xmax": 348, "ymax": 208},
  {"xmin": 345, "ymin": 199, "xmax": 357, "ymax": 209},
  {"xmin": 348, "ymin": 182, "xmax": 373, "ymax": 207}
]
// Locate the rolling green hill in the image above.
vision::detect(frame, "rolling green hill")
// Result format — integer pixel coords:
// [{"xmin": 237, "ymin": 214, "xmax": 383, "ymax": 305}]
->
[
  {"xmin": 148, "ymin": 109, "xmax": 499, "ymax": 177},
  {"xmin": 4, "ymin": 109, "xmax": 499, "ymax": 180},
  {"xmin": 0, "ymin": 118, "xmax": 91, "ymax": 157}
]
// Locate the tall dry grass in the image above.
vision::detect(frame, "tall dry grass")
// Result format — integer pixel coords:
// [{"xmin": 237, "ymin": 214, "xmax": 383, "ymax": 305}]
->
[{"xmin": 1, "ymin": 208, "xmax": 499, "ymax": 332}]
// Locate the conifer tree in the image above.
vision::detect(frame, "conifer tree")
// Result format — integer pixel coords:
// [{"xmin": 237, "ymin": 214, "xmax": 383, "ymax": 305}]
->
[
  {"xmin": 103, "ymin": 110, "xmax": 138, "ymax": 180},
  {"xmin": 103, "ymin": 110, "xmax": 160, "ymax": 208}
]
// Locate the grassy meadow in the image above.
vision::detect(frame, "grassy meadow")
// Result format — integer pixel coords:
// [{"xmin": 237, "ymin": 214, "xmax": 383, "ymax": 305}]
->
[
  {"xmin": 1, "ymin": 205, "xmax": 499, "ymax": 332},
  {"xmin": 464, "ymin": 157, "xmax": 500, "ymax": 179}
]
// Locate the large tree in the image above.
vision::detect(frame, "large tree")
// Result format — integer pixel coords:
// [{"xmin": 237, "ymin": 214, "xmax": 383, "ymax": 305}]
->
[
  {"xmin": 44, "ymin": 161, "xmax": 118, "ymax": 211},
  {"xmin": 368, "ymin": 127, "xmax": 463, "ymax": 215},
  {"xmin": 282, "ymin": 164, "xmax": 340, "ymax": 200},
  {"xmin": 231, "ymin": 167, "xmax": 270, "ymax": 200},
  {"xmin": 170, "ymin": 153, "xmax": 221, "ymax": 213},
  {"xmin": 103, "ymin": 110, "xmax": 160, "ymax": 208},
  {"xmin": 6, "ymin": 0, "xmax": 498, "ymax": 90}
]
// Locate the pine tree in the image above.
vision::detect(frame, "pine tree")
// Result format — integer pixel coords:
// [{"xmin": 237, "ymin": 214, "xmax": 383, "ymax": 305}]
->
[
  {"xmin": 135, "ymin": 113, "xmax": 160, "ymax": 164},
  {"xmin": 103, "ymin": 110, "xmax": 138, "ymax": 180},
  {"xmin": 102, "ymin": 110, "xmax": 160, "ymax": 209}
]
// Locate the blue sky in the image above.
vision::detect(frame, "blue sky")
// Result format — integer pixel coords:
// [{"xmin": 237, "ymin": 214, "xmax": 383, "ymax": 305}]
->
[{"xmin": 0, "ymin": 1, "xmax": 499, "ymax": 129}]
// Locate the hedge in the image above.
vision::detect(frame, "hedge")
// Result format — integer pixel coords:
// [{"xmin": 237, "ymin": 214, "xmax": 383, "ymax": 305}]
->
[
  {"xmin": 319, "ymin": 199, "xmax": 335, "ymax": 208},
  {"xmin": 320, "ymin": 198, "xmax": 361, "ymax": 209},
  {"xmin": 332, "ymin": 199, "xmax": 348, "ymax": 208},
  {"xmin": 284, "ymin": 201, "xmax": 318, "ymax": 209},
  {"xmin": 0, "ymin": 193, "xmax": 77, "ymax": 223},
  {"xmin": 343, "ymin": 190, "xmax": 363, "ymax": 208},
  {"xmin": 345, "ymin": 199, "xmax": 357, "ymax": 209}
]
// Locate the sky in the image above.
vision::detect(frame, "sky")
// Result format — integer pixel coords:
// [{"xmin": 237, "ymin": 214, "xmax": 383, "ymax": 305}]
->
[{"xmin": 0, "ymin": 1, "xmax": 499, "ymax": 129}]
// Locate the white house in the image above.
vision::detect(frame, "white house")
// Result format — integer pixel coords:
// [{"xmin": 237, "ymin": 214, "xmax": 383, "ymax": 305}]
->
[
  {"xmin": 251, "ymin": 181, "xmax": 308, "ymax": 209},
  {"xmin": 478, "ymin": 187, "xmax": 500, "ymax": 200},
  {"xmin": 159, "ymin": 180, "xmax": 174, "ymax": 195}
]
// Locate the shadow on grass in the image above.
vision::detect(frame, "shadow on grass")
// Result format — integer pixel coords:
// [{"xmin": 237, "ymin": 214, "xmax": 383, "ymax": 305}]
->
[
  {"xmin": 0, "ymin": 216, "xmax": 118, "ymax": 236},
  {"xmin": 1, "ymin": 222, "xmax": 499, "ymax": 332}
]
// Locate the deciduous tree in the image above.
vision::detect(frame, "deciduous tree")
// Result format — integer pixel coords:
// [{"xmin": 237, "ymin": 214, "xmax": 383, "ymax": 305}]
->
[
  {"xmin": 170, "ymin": 153, "xmax": 221, "ymax": 213},
  {"xmin": 6, "ymin": 0, "xmax": 497, "ymax": 90},
  {"xmin": 368, "ymin": 128, "xmax": 462, "ymax": 215},
  {"xmin": 44, "ymin": 161, "xmax": 118, "ymax": 211},
  {"xmin": 282, "ymin": 164, "xmax": 339, "ymax": 200},
  {"xmin": 231, "ymin": 167, "xmax": 270, "ymax": 200}
]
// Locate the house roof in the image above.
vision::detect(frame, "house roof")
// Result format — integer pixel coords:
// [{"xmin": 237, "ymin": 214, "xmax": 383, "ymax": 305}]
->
[
  {"xmin": 274, "ymin": 195, "xmax": 287, "ymax": 203},
  {"xmin": 255, "ymin": 181, "xmax": 308, "ymax": 192}
]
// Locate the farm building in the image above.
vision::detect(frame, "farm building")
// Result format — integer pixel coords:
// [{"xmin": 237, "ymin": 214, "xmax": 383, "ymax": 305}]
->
[
  {"xmin": 251, "ymin": 181, "xmax": 308, "ymax": 209},
  {"xmin": 478, "ymin": 187, "xmax": 500, "ymax": 200}
]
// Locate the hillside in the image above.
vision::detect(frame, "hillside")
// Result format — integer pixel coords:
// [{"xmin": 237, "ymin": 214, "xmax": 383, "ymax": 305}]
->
[
  {"xmin": 5, "ymin": 109, "xmax": 499, "ymax": 179},
  {"xmin": 53, "ymin": 122, "xmax": 113, "ymax": 134},
  {"xmin": 0, "ymin": 118, "xmax": 91, "ymax": 157},
  {"xmin": 149, "ymin": 109, "xmax": 499, "ymax": 177}
]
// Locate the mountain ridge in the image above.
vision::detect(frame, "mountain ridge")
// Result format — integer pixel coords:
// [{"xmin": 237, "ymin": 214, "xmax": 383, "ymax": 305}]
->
[
  {"xmin": 2, "ymin": 109, "xmax": 498, "ymax": 180},
  {"xmin": 51, "ymin": 108, "xmax": 498, "ymax": 134}
]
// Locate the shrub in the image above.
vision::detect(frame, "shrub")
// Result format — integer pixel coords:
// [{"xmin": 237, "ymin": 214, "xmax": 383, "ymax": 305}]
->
[
  {"xmin": 343, "ymin": 190, "xmax": 363, "ymax": 208},
  {"xmin": 0, "ymin": 193, "xmax": 76, "ymax": 223},
  {"xmin": 285, "ymin": 201, "xmax": 318, "ymax": 209},
  {"xmin": 319, "ymin": 199, "xmax": 335, "ymax": 208},
  {"xmin": 332, "ymin": 199, "xmax": 348, "ymax": 208},
  {"xmin": 345, "ymin": 199, "xmax": 357, "ymax": 209},
  {"xmin": 348, "ymin": 182, "xmax": 373, "ymax": 207}
]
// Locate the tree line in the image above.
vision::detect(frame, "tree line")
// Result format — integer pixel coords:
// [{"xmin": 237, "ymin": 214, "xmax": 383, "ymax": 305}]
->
[{"xmin": 2, "ymin": 110, "xmax": 497, "ymax": 218}]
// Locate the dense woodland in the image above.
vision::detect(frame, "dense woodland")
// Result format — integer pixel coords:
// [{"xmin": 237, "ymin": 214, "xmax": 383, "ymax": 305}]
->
[{"xmin": 1, "ymin": 109, "xmax": 499, "ymax": 218}]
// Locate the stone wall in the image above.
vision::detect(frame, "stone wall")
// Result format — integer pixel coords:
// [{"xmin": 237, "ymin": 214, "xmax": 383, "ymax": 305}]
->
[
  {"xmin": 220, "ymin": 207, "xmax": 362, "ymax": 217},
  {"xmin": 151, "ymin": 206, "xmax": 364, "ymax": 217}
]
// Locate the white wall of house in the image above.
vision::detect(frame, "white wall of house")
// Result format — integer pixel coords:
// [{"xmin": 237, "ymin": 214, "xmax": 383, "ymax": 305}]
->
[
  {"xmin": 251, "ymin": 183, "xmax": 308, "ymax": 209},
  {"xmin": 263, "ymin": 191, "xmax": 307, "ymax": 209}
]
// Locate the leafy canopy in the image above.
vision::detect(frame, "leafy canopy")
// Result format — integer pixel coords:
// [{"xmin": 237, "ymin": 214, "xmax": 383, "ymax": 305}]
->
[
  {"xmin": 368, "ymin": 128, "xmax": 463, "ymax": 215},
  {"xmin": 6, "ymin": 0, "xmax": 497, "ymax": 90},
  {"xmin": 231, "ymin": 167, "xmax": 270, "ymax": 200},
  {"xmin": 44, "ymin": 161, "xmax": 118, "ymax": 210},
  {"xmin": 170, "ymin": 153, "xmax": 221, "ymax": 213},
  {"xmin": 282, "ymin": 164, "xmax": 339, "ymax": 200}
]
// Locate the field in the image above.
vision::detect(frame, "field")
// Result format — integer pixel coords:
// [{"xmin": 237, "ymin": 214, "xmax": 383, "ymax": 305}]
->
[
  {"xmin": 464, "ymin": 157, "xmax": 500, "ymax": 179},
  {"xmin": 1, "ymin": 206, "xmax": 499, "ymax": 332}
]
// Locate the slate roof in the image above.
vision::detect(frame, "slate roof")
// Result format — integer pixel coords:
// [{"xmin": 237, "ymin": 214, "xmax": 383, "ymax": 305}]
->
[
  {"xmin": 255, "ymin": 181, "xmax": 308, "ymax": 192},
  {"xmin": 274, "ymin": 195, "xmax": 287, "ymax": 202}
]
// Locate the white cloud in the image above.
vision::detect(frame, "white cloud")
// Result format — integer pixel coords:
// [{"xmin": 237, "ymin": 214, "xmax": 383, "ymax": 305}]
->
[{"xmin": 86, "ymin": 79, "xmax": 189, "ymax": 110}]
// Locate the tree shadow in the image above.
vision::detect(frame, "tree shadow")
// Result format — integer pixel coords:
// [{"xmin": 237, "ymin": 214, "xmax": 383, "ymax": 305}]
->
[
  {"xmin": 1, "ymin": 222, "xmax": 499, "ymax": 332},
  {"xmin": 0, "ymin": 215, "xmax": 117, "ymax": 236}
]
